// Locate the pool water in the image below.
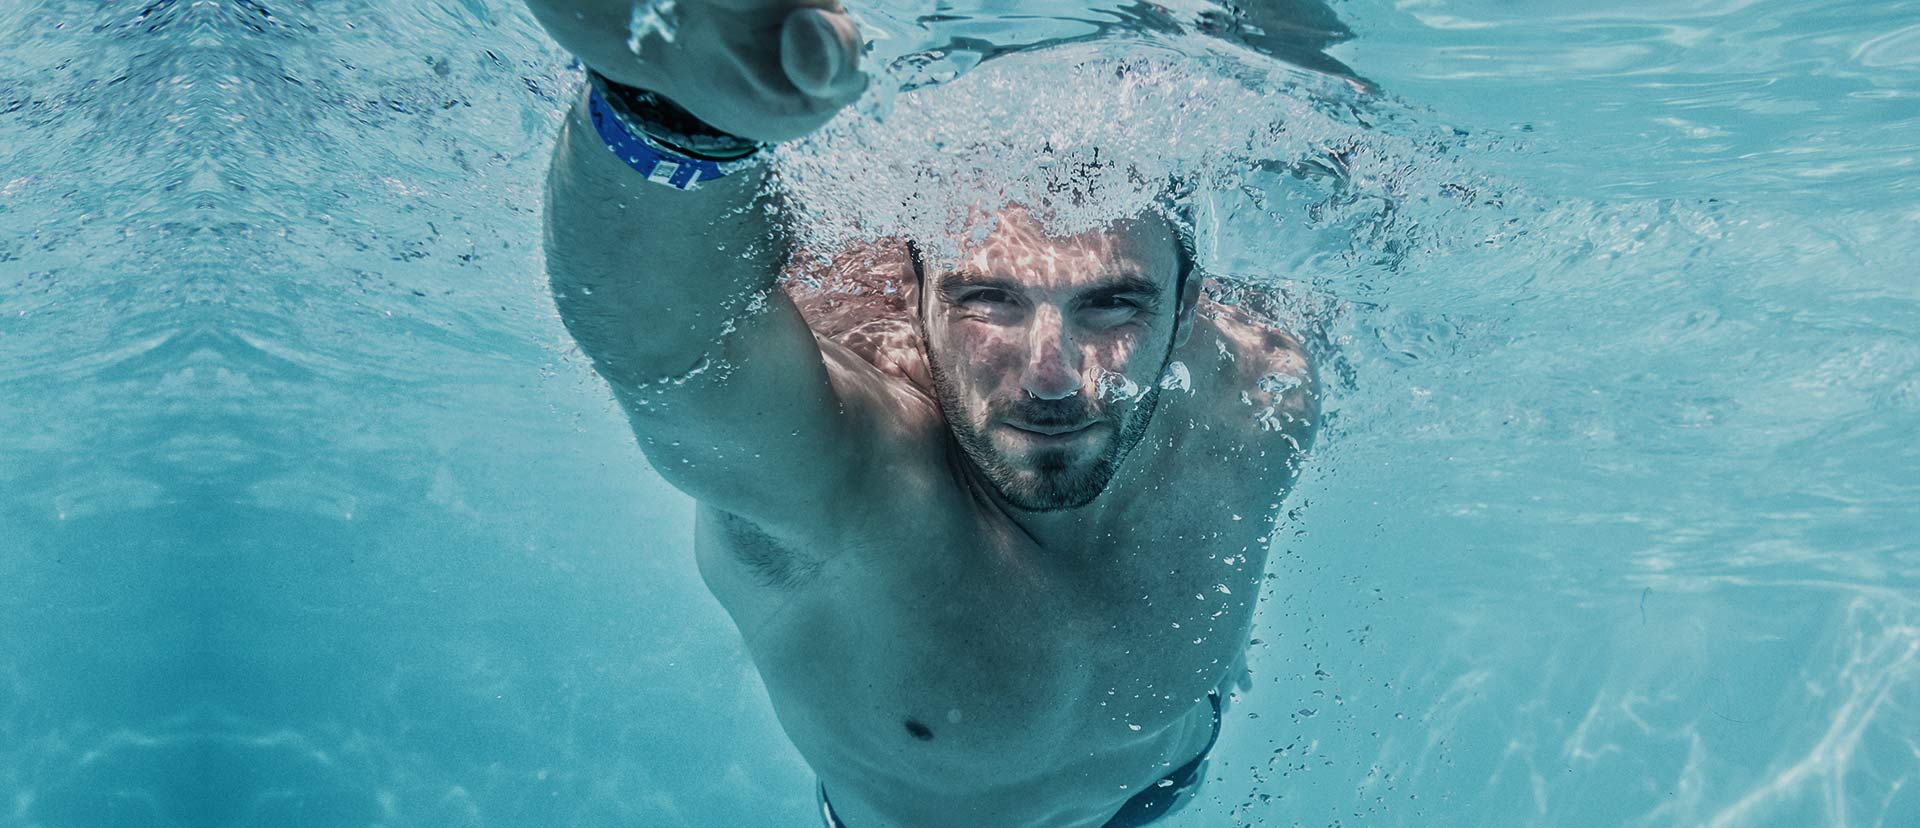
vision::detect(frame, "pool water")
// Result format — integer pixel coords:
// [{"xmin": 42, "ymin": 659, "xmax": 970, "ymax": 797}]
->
[{"xmin": 1, "ymin": 1, "xmax": 1915, "ymax": 826}]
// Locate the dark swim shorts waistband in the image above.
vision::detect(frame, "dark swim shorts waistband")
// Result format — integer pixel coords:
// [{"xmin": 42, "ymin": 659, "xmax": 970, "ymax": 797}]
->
[{"xmin": 818, "ymin": 690, "xmax": 1223, "ymax": 828}]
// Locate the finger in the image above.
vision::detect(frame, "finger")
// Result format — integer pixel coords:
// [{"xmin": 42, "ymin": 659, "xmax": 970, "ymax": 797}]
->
[{"xmin": 780, "ymin": 7, "xmax": 866, "ymax": 101}]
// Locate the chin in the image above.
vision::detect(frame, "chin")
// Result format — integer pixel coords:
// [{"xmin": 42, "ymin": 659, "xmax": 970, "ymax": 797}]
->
[
  {"xmin": 994, "ymin": 457, "xmax": 1116, "ymax": 512},
  {"xmin": 1003, "ymin": 477, "xmax": 1108, "ymax": 512}
]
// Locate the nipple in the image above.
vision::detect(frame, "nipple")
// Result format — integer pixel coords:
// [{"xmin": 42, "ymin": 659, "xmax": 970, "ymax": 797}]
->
[{"xmin": 903, "ymin": 719, "xmax": 935, "ymax": 741}]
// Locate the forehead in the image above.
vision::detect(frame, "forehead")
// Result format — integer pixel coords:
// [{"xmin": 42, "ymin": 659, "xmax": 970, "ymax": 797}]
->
[{"xmin": 932, "ymin": 208, "xmax": 1179, "ymax": 289}]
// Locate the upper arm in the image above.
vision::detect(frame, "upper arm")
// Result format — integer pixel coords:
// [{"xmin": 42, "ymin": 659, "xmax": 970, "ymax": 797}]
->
[
  {"xmin": 601, "ymin": 290, "xmax": 876, "ymax": 534},
  {"xmin": 542, "ymin": 87, "xmax": 869, "ymax": 535}
]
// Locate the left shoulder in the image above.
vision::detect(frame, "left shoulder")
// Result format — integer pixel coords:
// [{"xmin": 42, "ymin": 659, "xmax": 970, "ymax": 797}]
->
[{"xmin": 1177, "ymin": 286, "xmax": 1320, "ymax": 462}]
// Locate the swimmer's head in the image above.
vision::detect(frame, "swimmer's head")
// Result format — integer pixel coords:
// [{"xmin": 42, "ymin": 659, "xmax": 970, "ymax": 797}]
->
[{"xmin": 912, "ymin": 206, "xmax": 1200, "ymax": 512}]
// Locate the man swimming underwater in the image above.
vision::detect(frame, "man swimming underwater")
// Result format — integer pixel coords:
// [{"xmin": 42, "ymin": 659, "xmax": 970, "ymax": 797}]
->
[{"xmin": 525, "ymin": 2, "xmax": 1317, "ymax": 826}]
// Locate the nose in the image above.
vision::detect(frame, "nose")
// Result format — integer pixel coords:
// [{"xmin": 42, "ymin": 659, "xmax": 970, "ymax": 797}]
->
[{"xmin": 1020, "ymin": 306, "xmax": 1081, "ymax": 401}]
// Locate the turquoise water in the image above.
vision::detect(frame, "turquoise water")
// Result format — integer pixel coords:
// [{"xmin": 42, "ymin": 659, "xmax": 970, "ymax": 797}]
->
[{"xmin": 1, "ymin": 1, "xmax": 1916, "ymax": 826}]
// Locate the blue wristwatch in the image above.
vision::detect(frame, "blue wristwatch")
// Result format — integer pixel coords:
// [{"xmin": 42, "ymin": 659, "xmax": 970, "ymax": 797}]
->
[{"xmin": 584, "ymin": 71, "xmax": 766, "ymax": 191}]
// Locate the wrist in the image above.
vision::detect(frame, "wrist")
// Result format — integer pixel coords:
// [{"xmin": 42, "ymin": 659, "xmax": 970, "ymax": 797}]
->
[
  {"xmin": 586, "ymin": 70, "xmax": 765, "ymax": 161},
  {"xmin": 583, "ymin": 70, "xmax": 768, "ymax": 191}
]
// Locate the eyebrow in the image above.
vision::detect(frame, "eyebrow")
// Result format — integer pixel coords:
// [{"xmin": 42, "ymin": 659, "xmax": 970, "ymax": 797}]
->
[
  {"xmin": 1084, "ymin": 275, "xmax": 1165, "ymax": 302},
  {"xmin": 937, "ymin": 271, "xmax": 1166, "ymax": 303},
  {"xmin": 937, "ymin": 270, "xmax": 1021, "ymax": 295}
]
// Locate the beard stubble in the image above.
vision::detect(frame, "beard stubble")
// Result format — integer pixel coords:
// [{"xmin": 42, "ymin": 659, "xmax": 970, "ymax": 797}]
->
[{"xmin": 925, "ymin": 348, "xmax": 1169, "ymax": 512}]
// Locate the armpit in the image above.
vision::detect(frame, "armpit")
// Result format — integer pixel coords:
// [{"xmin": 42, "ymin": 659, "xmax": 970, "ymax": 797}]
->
[{"xmin": 716, "ymin": 510, "xmax": 825, "ymax": 590}]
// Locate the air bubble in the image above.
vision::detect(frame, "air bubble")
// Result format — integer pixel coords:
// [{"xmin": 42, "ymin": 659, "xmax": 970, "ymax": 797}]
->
[
  {"xmin": 626, "ymin": 0, "xmax": 680, "ymax": 57},
  {"xmin": 1158, "ymin": 360, "xmax": 1192, "ymax": 393}
]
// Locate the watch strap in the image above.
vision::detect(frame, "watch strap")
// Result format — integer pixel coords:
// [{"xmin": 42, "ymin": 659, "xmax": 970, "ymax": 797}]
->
[{"xmin": 583, "ymin": 71, "xmax": 765, "ymax": 190}]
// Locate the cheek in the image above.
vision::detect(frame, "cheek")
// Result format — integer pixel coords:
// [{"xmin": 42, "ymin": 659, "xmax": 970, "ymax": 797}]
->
[
  {"xmin": 1084, "ymin": 332, "xmax": 1149, "ymax": 375},
  {"xmin": 943, "ymin": 326, "xmax": 1026, "ymax": 384}
]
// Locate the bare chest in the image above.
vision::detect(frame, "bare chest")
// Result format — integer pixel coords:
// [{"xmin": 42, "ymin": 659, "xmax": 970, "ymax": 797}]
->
[{"xmin": 700, "ymin": 466, "xmax": 1279, "ymax": 784}]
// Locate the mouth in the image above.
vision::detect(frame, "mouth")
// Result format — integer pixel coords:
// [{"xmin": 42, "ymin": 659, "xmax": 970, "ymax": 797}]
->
[{"xmin": 1001, "ymin": 420, "xmax": 1098, "ymax": 442}]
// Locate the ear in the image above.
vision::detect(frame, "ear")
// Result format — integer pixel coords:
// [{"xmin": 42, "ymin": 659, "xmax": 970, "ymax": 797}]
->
[
  {"xmin": 903, "ymin": 239, "xmax": 928, "ymax": 325},
  {"xmin": 1171, "ymin": 268, "xmax": 1204, "ymax": 349}
]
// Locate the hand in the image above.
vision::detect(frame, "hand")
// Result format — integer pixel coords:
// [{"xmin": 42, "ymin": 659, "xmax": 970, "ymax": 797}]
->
[{"xmin": 530, "ymin": 0, "xmax": 867, "ymax": 143}]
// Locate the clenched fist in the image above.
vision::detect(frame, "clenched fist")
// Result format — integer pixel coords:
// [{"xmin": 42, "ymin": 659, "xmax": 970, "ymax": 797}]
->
[{"xmin": 526, "ymin": 0, "xmax": 868, "ymax": 142}]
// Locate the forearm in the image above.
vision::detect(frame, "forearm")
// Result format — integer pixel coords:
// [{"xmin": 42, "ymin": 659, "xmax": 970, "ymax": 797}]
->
[{"xmin": 544, "ymin": 86, "xmax": 787, "ymax": 389}]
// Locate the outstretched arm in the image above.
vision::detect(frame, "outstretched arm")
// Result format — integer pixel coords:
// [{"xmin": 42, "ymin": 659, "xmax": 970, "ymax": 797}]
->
[{"xmin": 529, "ymin": 0, "xmax": 869, "ymax": 531}]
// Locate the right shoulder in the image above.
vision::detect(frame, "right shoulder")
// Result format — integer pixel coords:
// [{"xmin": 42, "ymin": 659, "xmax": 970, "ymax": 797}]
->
[{"xmin": 814, "ymin": 333, "xmax": 957, "ymax": 499}]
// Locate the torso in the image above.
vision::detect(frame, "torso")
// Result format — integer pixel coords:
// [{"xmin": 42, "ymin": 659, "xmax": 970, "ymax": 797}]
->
[{"xmin": 692, "ymin": 252, "xmax": 1315, "ymax": 828}]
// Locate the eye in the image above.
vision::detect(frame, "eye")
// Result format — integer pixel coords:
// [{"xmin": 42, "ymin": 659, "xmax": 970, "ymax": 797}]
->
[
  {"xmin": 1080, "ymin": 294, "xmax": 1150, "ymax": 328},
  {"xmin": 1084, "ymin": 295, "xmax": 1148, "ymax": 317},
  {"xmin": 964, "ymin": 288, "xmax": 1014, "ymax": 305}
]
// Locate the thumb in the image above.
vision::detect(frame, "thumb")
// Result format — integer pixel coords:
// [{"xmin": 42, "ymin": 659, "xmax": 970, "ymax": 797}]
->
[{"xmin": 780, "ymin": 7, "xmax": 866, "ymax": 101}]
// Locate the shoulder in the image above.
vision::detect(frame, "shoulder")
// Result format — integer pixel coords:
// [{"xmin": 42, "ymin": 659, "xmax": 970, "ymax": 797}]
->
[
  {"xmin": 1181, "ymin": 281, "xmax": 1320, "ymax": 466},
  {"xmin": 697, "ymin": 247, "xmax": 953, "ymax": 548},
  {"xmin": 784, "ymin": 239, "xmax": 937, "ymax": 392},
  {"xmin": 783, "ymin": 240, "xmax": 949, "ymax": 450}
]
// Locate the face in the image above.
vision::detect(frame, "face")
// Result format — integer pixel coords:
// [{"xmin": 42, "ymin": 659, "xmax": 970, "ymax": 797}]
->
[{"xmin": 918, "ymin": 209, "xmax": 1194, "ymax": 512}]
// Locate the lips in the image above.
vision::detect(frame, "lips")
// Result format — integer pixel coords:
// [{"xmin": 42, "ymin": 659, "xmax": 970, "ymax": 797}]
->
[
  {"xmin": 1004, "ymin": 421, "xmax": 1096, "ymax": 437},
  {"xmin": 1013, "ymin": 422, "xmax": 1091, "ymax": 436}
]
